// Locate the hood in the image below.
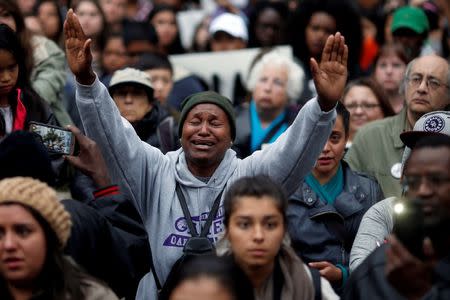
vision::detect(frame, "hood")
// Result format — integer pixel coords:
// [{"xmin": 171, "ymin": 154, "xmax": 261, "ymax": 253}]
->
[{"xmin": 171, "ymin": 148, "xmax": 238, "ymax": 189}]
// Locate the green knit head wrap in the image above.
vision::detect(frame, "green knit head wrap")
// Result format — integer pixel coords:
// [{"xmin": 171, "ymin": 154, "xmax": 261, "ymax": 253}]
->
[{"xmin": 178, "ymin": 91, "xmax": 236, "ymax": 140}]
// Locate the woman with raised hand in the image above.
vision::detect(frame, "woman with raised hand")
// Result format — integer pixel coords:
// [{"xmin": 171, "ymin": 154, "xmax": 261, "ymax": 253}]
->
[{"xmin": 64, "ymin": 8, "xmax": 348, "ymax": 298}]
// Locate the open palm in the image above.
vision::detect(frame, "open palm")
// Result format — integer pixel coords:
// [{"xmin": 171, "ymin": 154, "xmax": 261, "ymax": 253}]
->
[
  {"xmin": 310, "ymin": 32, "xmax": 348, "ymax": 111},
  {"xmin": 64, "ymin": 9, "xmax": 94, "ymax": 84}
]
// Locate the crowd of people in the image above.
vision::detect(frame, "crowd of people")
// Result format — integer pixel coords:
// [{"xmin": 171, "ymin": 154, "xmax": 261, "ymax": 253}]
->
[{"xmin": 0, "ymin": 0, "xmax": 450, "ymax": 299}]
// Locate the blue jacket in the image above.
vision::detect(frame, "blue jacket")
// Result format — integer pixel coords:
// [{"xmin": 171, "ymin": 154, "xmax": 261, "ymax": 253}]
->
[{"xmin": 287, "ymin": 163, "xmax": 384, "ymax": 290}]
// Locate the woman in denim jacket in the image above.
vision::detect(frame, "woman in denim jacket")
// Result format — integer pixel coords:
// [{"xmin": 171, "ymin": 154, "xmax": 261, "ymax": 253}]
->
[{"xmin": 287, "ymin": 102, "xmax": 384, "ymax": 294}]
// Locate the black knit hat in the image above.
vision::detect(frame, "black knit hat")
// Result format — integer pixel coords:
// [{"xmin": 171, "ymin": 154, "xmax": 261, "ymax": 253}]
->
[
  {"xmin": 178, "ymin": 91, "xmax": 236, "ymax": 140},
  {"xmin": 0, "ymin": 131, "xmax": 56, "ymax": 186}
]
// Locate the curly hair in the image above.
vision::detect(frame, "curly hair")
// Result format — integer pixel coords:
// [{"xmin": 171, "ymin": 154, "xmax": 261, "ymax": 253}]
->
[
  {"xmin": 289, "ymin": 0, "xmax": 363, "ymax": 79},
  {"xmin": 246, "ymin": 50, "xmax": 304, "ymax": 102}
]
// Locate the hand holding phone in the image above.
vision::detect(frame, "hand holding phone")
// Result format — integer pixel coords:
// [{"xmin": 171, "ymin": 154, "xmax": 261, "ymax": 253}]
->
[
  {"xmin": 392, "ymin": 197, "xmax": 425, "ymax": 259},
  {"xmin": 29, "ymin": 122, "xmax": 76, "ymax": 155},
  {"xmin": 64, "ymin": 125, "xmax": 111, "ymax": 187},
  {"xmin": 385, "ymin": 234, "xmax": 433, "ymax": 299}
]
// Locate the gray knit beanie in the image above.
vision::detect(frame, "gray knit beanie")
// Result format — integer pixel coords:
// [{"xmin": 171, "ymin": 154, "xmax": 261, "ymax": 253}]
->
[{"xmin": 178, "ymin": 91, "xmax": 236, "ymax": 140}]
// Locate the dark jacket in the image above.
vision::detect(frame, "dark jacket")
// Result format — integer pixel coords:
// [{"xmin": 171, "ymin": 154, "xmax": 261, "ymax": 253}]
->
[
  {"xmin": 21, "ymin": 89, "xmax": 56, "ymax": 127},
  {"xmin": 343, "ymin": 245, "xmax": 450, "ymax": 300},
  {"xmin": 0, "ymin": 88, "xmax": 56, "ymax": 135},
  {"xmin": 134, "ymin": 103, "xmax": 178, "ymax": 154},
  {"xmin": 232, "ymin": 103, "xmax": 299, "ymax": 158},
  {"xmin": 287, "ymin": 163, "xmax": 384, "ymax": 291},
  {"xmin": 63, "ymin": 187, "xmax": 149, "ymax": 300}
]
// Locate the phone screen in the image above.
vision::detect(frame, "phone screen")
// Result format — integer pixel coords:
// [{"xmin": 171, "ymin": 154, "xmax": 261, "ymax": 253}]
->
[
  {"xmin": 392, "ymin": 197, "xmax": 425, "ymax": 259},
  {"xmin": 29, "ymin": 122, "xmax": 75, "ymax": 155}
]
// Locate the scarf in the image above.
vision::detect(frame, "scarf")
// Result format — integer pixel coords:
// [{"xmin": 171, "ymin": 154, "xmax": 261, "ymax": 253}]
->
[
  {"xmin": 216, "ymin": 238, "xmax": 315, "ymax": 300},
  {"xmin": 12, "ymin": 89, "xmax": 27, "ymax": 131},
  {"xmin": 254, "ymin": 246, "xmax": 315, "ymax": 300},
  {"xmin": 305, "ymin": 163, "xmax": 344, "ymax": 205},
  {"xmin": 250, "ymin": 100, "xmax": 288, "ymax": 152}
]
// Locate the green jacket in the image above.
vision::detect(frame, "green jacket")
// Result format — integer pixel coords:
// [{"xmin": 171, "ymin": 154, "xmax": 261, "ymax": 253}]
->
[
  {"xmin": 31, "ymin": 36, "xmax": 72, "ymax": 126},
  {"xmin": 345, "ymin": 108, "xmax": 409, "ymax": 198}
]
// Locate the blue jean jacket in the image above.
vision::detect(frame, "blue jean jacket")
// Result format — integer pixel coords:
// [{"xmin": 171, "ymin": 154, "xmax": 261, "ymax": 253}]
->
[{"xmin": 287, "ymin": 163, "xmax": 384, "ymax": 292}]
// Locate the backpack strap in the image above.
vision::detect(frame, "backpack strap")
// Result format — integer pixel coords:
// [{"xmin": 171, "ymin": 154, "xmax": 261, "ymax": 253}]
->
[
  {"xmin": 152, "ymin": 184, "xmax": 224, "ymax": 293},
  {"xmin": 309, "ymin": 266, "xmax": 322, "ymax": 300},
  {"xmin": 175, "ymin": 184, "xmax": 199, "ymax": 237},
  {"xmin": 200, "ymin": 189, "xmax": 223, "ymax": 237},
  {"xmin": 149, "ymin": 245, "xmax": 162, "ymax": 291},
  {"xmin": 175, "ymin": 183, "xmax": 224, "ymax": 238}
]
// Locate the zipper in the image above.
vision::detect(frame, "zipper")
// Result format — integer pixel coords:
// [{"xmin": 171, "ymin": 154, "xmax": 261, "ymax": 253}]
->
[{"xmin": 341, "ymin": 245, "xmax": 346, "ymax": 265}]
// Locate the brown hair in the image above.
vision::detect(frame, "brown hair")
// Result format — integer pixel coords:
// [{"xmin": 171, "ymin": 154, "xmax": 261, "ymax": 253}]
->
[
  {"xmin": 342, "ymin": 77, "xmax": 396, "ymax": 118},
  {"xmin": 374, "ymin": 42, "xmax": 408, "ymax": 67}
]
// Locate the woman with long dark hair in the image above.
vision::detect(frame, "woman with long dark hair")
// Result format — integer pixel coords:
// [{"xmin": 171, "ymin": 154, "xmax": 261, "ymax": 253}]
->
[
  {"xmin": 0, "ymin": 177, "xmax": 118, "ymax": 299},
  {"xmin": 148, "ymin": 5, "xmax": 185, "ymax": 55},
  {"xmin": 34, "ymin": 0, "xmax": 64, "ymax": 46},
  {"xmin": 289, "ymin": 0, "xmax": 362, "ymax": 103},
  {"xmin": 0, "ymin": 24, "xmax": 55, "ymax": 138},
  {"xmin": 0, "ymin": 0, "xmax": 71, "ymax": 126}
]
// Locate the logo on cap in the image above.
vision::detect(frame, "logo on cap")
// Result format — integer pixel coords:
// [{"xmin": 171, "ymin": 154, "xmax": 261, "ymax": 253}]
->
[{"xmin": 423, "ymin": 116, "xmax": 444, "ymax": 133}]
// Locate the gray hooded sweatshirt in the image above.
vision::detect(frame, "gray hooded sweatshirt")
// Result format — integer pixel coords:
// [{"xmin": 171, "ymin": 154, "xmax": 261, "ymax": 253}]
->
[{"xmin": 75, "ymin": 77, "xmax": 336, "ymax": 299}]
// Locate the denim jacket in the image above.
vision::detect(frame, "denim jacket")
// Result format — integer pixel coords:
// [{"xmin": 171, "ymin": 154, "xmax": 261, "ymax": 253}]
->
[{"xmin": 287, "ymin": 163, "xmax": 384, "ymax": 291}]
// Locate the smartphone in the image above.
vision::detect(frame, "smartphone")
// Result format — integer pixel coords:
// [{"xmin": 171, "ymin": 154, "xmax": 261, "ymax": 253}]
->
[
  {"xmin": 392, "ymin": 197, "xmax": 425, "ymax": 259},
  {"xmin": 29, "ymin": 122, "xmax": 75, "ymax": 155}
]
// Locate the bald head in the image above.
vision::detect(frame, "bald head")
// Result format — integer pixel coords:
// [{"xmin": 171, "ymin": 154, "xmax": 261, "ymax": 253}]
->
[{"xmin": 402, "ymin": 55, "xmax": 450, "ymax": 125}]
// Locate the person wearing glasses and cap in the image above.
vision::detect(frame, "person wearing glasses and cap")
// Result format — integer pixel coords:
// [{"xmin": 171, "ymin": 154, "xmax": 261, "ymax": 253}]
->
[{"xmin": 346, "ymin": 55, "xmax": 450, "ymax": 198}]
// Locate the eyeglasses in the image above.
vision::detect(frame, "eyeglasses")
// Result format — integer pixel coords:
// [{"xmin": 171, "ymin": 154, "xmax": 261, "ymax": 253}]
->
[
  {"xmin": 402, "ymin": 174, "xmax": 450, "ymax": 191},
  {"xmin": 345, "ymin": 103, "xmax": 380, "ymax": 111},
  {"xmin": 406, "ymin": 74, "xmax": 449, "ymax": 90}
]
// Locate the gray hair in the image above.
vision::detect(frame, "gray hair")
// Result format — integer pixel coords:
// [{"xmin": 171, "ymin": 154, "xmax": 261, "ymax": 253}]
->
[
  {"xmin": 246, "ymin": 51, "xmax": 305, "ymax": 103},
  {"xmin": 400, "ymin": 56, "xmax": 450, "ymax": 99}
]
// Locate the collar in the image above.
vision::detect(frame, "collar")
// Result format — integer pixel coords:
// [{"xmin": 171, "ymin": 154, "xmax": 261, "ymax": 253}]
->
[
  {"xmin": 393, "ymin": 107, "xmax": 409, "ymax": 149},
  {"xmin": 291, "ymin": 164, "xmax": 365, "ymax": 218}
]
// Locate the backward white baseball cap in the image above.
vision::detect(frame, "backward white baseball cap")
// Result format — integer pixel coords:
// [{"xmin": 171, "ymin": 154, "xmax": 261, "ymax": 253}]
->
[
  {"xmin": 109, "ymin": 67, "xmax": 154, "ymax": 98},
  {"xmin": 400, "ymin": 111, "xmax": 450, "ymax": 148},
  {"xmin": 209, "ymin": 13, "xmax": 248, "ymax": 42}
]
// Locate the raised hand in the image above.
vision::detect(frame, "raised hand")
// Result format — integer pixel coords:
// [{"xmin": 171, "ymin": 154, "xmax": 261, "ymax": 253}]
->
[
  {"xmin": 310, "ymin": 32, "xmax": 348, "ymax": 111},
  {"xmin": 64, "ymin": 9, "xmax": 95, "ymax": 85},
  {"xmin": 385, "ymin": 235, "xmax": 434, "ymax": 299}
]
